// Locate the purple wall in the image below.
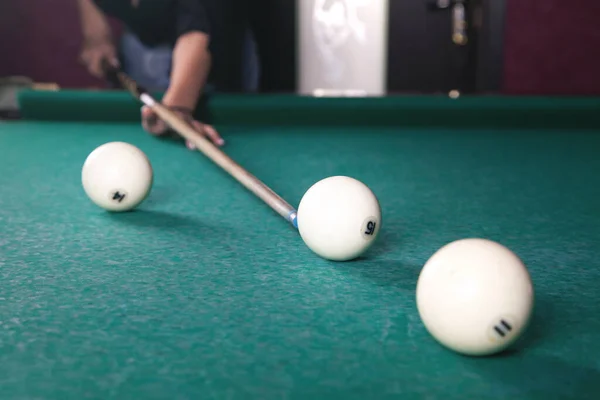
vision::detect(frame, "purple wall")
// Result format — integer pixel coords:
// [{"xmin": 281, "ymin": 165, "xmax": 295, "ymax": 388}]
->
[
  {"xmin": 503, "ymin": 0, "xmax": 600, "ymax": 95},
  {"xmin": 0, "ymin": 0, "xmax": 121, "ymax": 88},
  {"xmin": 1, "ymin": 0, "xmax": 598, "ymax": 95}
]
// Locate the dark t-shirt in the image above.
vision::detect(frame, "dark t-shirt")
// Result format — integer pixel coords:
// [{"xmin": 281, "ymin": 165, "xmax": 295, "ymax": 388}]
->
[
  {"xmin": 92, "ymin": 0, "xmax": 211, "ymax": 47},
  {"xmin": 93, "ymin": 0, "xmax": 248, "ymax": 91}
]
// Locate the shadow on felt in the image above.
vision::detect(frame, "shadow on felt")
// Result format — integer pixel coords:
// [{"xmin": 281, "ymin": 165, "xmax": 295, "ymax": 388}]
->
[
  {"xmin": 460, "ymin": 351, "xmax": 600, "ymax": 398},
  {"xmin": 515, "ymin": 294, "xmax": 554, "ymax": 351},
  {"xmin": 329, "ymin": 227, "xmax": 421, "ymax": 290},
  {"xmin": 141, "ymin": 185, "xmax": 181, "ymax": 206},
  {"xmin": 334, "ymin": 259, "xmax": 422, "ymax": 291},
  {"xmin": 105, "ymin": 209, "xmax": 237, "ymax": 245},
  {"xmin": 430, "ymin": 290, "xmax": 600, "ymax": 397}
]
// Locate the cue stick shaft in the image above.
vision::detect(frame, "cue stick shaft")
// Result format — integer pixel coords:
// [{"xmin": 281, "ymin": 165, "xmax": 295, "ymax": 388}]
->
[
  {"xmin": 102, "ymin": 61, "xmax": 298, "ymax": 227},
  {"xmin": 140, "ymin": 93, "xmax": 298, "ymax": 227}
]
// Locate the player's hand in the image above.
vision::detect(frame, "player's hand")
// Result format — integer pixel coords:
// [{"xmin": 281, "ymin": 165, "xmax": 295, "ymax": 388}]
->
[
  {"xmin": 140, "ymin": 105, "xmax": 225, "ymax": 148},
  {"xmin": 79, "ymin": 37, "xmax": 119, "ymax": 78}
]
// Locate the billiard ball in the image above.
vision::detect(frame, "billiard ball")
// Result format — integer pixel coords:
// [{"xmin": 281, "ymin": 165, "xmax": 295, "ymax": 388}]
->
[
  {"xmin": 297, "ymin": 176, "xmax": 381, "ymax": 261},
  {"xmin": 81, "ymin": 141, "xmax": 153, "ymax": 212},
  {"xmin": 416, "ymin": 238, "xmax": 534, "ymax": 356},
  {"xmin": 449, "ymin": 90, "xmax": 460, "ymax": 99}
]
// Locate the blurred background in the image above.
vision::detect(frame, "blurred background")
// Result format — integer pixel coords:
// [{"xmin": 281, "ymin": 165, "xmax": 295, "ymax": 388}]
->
[{"xmin": 0, "ymin": 0, "xmax": 599, "ymax": 97}]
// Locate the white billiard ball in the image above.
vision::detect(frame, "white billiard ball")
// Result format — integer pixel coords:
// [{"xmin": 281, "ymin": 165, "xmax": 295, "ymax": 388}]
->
[
  {"xmin": 82, "ymin": 141, "xmax": 153, "ymax": 212},
  {"xmin": 297, "ymin": 176, "xmax": 381, "ymax": 261},
  {"xmin": 416, "ymin": 238, "xmax": 534, "ymax": 356}
]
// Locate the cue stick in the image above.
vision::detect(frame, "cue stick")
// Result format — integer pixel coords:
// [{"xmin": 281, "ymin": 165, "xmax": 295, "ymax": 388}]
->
[{"xmin": 101, "ymin": 61, "xmax": 299, "ymax": 228}]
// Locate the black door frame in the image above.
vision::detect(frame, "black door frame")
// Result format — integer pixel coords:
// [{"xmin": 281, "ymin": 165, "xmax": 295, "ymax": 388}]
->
[
  {"xmin": 384, "ymin": 0, "xmax": 507, "ymax": 94},
  {"xmin": 474, "ymin": 0, "xmax": 507, "ymax": 93}
]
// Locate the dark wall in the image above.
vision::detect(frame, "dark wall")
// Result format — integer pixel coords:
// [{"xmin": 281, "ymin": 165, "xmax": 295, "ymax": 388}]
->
[
  {"xmin": 502, "ymin": 0, "xmax": 600, "ymax": 95},
  {"xmin": 1, "ymin": 0, "xmax": 598, "ymax": 95},
  {"xmin": 0, "ymin": 0, "xmax": 121, "ymax": 88}
]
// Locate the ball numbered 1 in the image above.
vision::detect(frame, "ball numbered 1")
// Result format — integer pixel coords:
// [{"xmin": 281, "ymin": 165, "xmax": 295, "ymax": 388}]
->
[
  {"xmin": 82, "ymin": 142, "xmax": 153, "ymax": 212},
  {"xmin": 416, "ymin": 238, "xmax": 534, "ymax": 356},
  {"xmin": 297, "ymin": 176, "xmax": 381, "ymax": 261}
]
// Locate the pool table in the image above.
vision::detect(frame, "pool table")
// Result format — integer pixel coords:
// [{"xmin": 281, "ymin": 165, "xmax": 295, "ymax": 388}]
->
[{"xmin": 1, "ymin": 90, "xmax": 600, "ymax": 399}]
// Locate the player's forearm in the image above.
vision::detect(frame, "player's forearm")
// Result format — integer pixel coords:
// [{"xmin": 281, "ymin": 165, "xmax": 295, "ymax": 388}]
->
[
  {"xmin": 162, "ymin": 32, "xmax": 211, "ymax": 110},
  {"xmin": 76, "ymin": 0, "xmax": 112, "ymax": 40}
]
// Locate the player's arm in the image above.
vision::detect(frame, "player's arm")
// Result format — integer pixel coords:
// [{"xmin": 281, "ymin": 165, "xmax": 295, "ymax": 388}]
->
[
  {"xmin": 76, "ymin": 0, "xmax": 118, "ymax": 77},
  {"xmin": 161, "ymin": 31, "xmax": 211, "ymax": 111},
  {"xmin": 161, "ymin": 0, "xmax": 212, "ymax": 110},
  {"xmin": 142, "ymin": 0, "xmax": 223, "ymax": 145},
  {"xmin": 77, "ymin": 0, "xmax": 111, "ymax": 39}
]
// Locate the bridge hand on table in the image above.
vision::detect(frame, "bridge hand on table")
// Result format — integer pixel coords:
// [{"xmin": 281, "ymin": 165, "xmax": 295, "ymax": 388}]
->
[{"xmin": 140, "ymin": 105, "xmax": 225, "ymax": 149}]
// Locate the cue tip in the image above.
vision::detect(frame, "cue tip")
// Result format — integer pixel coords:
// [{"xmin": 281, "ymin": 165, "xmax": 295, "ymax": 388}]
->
[{"xmin": 289, "ymin": 211, "xmax": 298, "ymax": 229}]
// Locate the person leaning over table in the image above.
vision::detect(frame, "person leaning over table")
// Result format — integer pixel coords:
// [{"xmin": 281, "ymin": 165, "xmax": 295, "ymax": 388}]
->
[{"xmin": 76, "ymin": 0, "xmax": 235, "ymax": 149}]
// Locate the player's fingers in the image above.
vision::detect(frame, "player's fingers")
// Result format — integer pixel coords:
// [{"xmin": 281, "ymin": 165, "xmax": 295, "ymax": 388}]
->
[
  {"xmin": 186, "ymin": 122, "xmax": 224, "ymax": 150},
  {"xmin": 82, "ymin": 51, "xmax": 103, "ymax": 78},
  {"xmin": 93, "ymin": 50, "xmax": 116, "ymax": 77},
  {"xmin": 186, "ymin": 120, "xmax": 203, "ymax": 150},
  {"xmin": 104, "ymin": 49, "xmax": 120, "ymax": 68},
  {"xmin": 102, "ymin": 55, "xmax": 120, "ymax": 71},
  {"xmin": 89, "ymin": 57, "xmax": 105, "ymax": 78},
  {"xmin": 81, "ymin": 45, "xmax": 118, "ymax": 78},
  {"xmin": 202, "ymin": 124, "xmax": 225, "ymax": 146},
  {"xmin": 141, "ymin": 106, "xmax": 167, "ymax": 135}
]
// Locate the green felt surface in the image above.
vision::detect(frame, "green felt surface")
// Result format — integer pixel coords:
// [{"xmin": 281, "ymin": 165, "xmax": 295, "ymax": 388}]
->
[{"xmin": 1, "ymin": 91, "xmax": 600, "ymax": 399}]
